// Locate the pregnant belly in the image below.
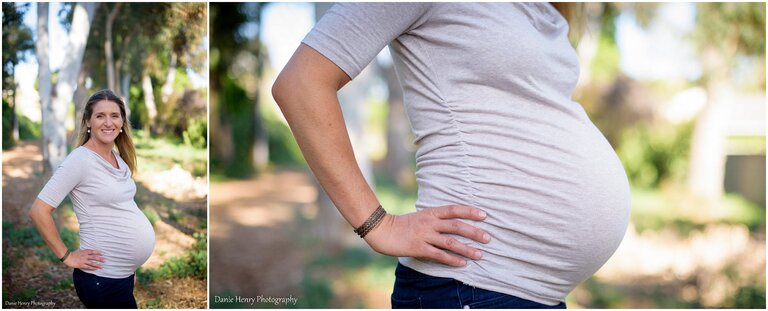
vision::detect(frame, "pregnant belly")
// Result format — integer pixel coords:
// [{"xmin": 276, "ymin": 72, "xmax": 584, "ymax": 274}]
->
[
  {"xmin": 79, "ymin": 208, "xmax": 156, "ymax": 278},
  {"xmin": 412, "ymin": 121, "xmax": 631, "ymax": 299}
]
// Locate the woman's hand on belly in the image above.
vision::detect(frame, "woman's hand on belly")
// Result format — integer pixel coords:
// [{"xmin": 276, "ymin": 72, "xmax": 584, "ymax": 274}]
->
[
  {"xmin": 64, "ymin": 249, "xmax": 105, "ymax": 270},
  {"xmin": 364, "ymin": 205, "xmax": 491, "ymax": 267}
]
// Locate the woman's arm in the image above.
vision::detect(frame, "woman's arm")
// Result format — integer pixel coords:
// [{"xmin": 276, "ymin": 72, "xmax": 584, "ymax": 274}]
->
[
  {"xmin": 28, "ymin": 199, "xmax": 105, "ymax": 270},
  {"xmin": 272, "ymin": 44, "xmax": 490, "ymax": 267}
]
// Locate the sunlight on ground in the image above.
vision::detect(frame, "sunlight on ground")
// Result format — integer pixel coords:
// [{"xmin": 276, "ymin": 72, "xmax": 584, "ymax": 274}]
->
[
  {"xmin": 210, "ymin": 170, "xmax": 317, "ymax": 206},
  {"xmin": 144, "ymin": 220, "xmax": 196, "ymax": 269},
  {"xmin": 136, "ymin": 164, "xmax": 208, "ymax": 202},
  {"xmin": 228, "ymin": 203, "xmax": 295, "ymax": 227},
  {"xmin": 2, "ymin": 143, "xmax": 43, "ymax": 183},
  {"xmin": 597, "ymin": 223, "xmax": 762, "ymax": 280}
]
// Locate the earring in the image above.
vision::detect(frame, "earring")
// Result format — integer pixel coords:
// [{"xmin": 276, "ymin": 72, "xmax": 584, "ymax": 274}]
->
[
  {"xmin": 120, "ymin": 128, "xmax": 123, "ymax": 133},
  {"xmin": 87, "ymin": 128, "xmax": 91, "ymax": 133}
]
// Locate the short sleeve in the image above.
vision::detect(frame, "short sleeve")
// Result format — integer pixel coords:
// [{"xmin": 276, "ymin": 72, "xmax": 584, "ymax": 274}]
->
[
  {"xmin": 302, "ymin": 2, "xmax": 432, "ymax": 79},
  {"xmin": 37, "ymin": 150, "xmax": 85, "ymax": 208}
]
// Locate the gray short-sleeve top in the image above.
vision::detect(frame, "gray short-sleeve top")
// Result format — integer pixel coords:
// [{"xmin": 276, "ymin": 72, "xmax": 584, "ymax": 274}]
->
[
  {"xmin": 38, "ymin": 146, "xmax": 155, "ymax": 279},
  {"xmin": 303, "ymin": 2, "xmax": 631, "ymax": 305}
]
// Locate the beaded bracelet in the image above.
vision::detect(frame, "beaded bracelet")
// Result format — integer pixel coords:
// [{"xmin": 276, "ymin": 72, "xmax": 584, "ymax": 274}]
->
[
  {"xmin": 354, "ymin": 205, "xmax": 386, "ymax": 238},
  {"xmin": 60, "ymin": 249, "xmax": 72, "ymax": 263}
]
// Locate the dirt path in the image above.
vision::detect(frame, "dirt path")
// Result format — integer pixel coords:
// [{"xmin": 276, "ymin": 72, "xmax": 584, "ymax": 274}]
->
[
  {"xmin": 209, "ymin": 168, "xmax": 396, "ymax": 308},
  {"xmin": 209, "ymin": 170, "xmax": 314, "ymax": 303},
  {"xmin": 2, "ymin": 141, "xmax": 206, "ymax": 308}
]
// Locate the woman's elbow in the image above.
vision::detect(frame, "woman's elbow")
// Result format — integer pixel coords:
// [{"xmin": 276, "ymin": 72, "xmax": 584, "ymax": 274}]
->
[
  {"xmin": 271, "ymin": 75, "xmax": 289, "ymax": 108},
  {"xmin": 28, "ymin": 200, "xmax": 51, "ymax": 222}
]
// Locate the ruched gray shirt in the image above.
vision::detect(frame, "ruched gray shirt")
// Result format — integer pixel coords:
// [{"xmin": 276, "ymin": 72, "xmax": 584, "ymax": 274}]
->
[
  {"xmin": 303, "ymin": 2, "xmax": 631, "ymax": 305},
  {"xmin": 38, "ymin": 146, "xmax": 155, "ymax": 279}
]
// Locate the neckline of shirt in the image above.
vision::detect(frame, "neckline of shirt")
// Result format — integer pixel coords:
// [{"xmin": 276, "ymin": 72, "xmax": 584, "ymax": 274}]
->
[{"xmin": 78, "ymin": 146, "xmax": 129, "ymax": 178}]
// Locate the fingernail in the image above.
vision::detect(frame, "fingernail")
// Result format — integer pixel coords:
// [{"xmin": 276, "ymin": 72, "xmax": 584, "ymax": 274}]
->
[
  {"xmin": 478, "ymin": 211, "xmax": 487, "ymax": 218},
  {"xmin": 474, "ymin": 251, "xmax": 482, "ymax": 259},
  {"xmin": 483, "ymin": 233, "xmax": 491, "ymax": 242},
  {"xmin": 460, "ymin": 260, "xmax": 467, "ymax": 266}
]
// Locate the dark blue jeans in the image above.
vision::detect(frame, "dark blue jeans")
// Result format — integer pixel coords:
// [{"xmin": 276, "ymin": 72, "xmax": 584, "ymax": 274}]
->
[
  {"xmin": 73, "ymin": 268, "xmax": 137, "ymax": 309},
  {"xmin": 391, "ymin": 263, "xmax": 566, "ymax": 309}
]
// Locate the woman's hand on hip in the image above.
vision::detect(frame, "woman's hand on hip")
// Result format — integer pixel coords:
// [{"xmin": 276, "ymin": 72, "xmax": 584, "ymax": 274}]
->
[
  {"xmin": 64, "ymin": 249, "xmax": 105, "ymax": 270},
  {"xmin": 363, "ymin": 205, "xmax": 491, "ymax": 267}
]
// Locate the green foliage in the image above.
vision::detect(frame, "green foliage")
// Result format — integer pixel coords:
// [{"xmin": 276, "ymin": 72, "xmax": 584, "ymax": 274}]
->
[
  {"xmin": 728, "ymin": 284, "xmax": 766, "ymax": 308},
  {"xmin": 35, "ymin": 249, "xmax": 60, "ymax": 263},
  {"xmin": 130, "ymin": 85, "xmax": 149, "ymax": 130},
  {"xmin": 18, "ymin": 112, "xmax": 41, "ymax": 140},
  {"xmin": 295, "ymin": 276, "xmax": 333, "ymax": 308},
  {"xmin": 630, "ymin": 188, "xmax": 765, "ymax": 235},
  {"xmin": 264, "ymin": 111, "xmax": 305, "ymax": 167},
  {"xmin": 0, "ymin": 99, "xmax": 38, "ymax": 149},
  {"xmin": 617, "ymin": 121, "xmax": 694, "ymax": 188},
  {"xmin": 33, "ymin": 228, "xmax": 78, "ymax": 262},
  {"xmin": 212, "ymin": 75, "xmax": 256, "ymax": 178},
  {"xmin": 374, "ymin": 177, "xmax": 417, "ymax": 216},
  {"xmin": 13, "ymin": 288, "xmax": 35, "ymax": 302},
  {"xmin": 2, "ymin": 2, "xmax": 34, "ymax": 85},
  {"xmin": 53, "ymin": 278, "xmax": 73, "ymax": 291},
  {"xmin": 3, "ymin": 222, "xmax": 45, "ymax": 247},
  {"xmin": 137, "ymin": 232, "xmax": 207, "ymax": 284},
  {"xmin": 135, "ymin": 129, "xmax": 207, "ymax": 177},
  {"xmin": 60, "ymin": 228, "xmax": 79, "ymax": 250},
  {"xmin": 694, "ymin": 3, "xmax": 765, "ymax": 57},
  {"xmin": 143, "ymin": 207, "xmax": 160, "ymax": 227},
  {"xmin": 590, "ymin": 34, "xmax": 621, "ymax": 84},
  {"xmin": 2, "ymin": 251, "xmax": 15, "ymax": 269},
  {"xmin": 168, "ymin": 209, "xmax": 183, "ymax": 223},
  {"xmin": 144, "ymin": 297, "xmax": 163, "ymax": 309},
  {"xmin": 2, "ymin": 99, "xmax": 13, "ymax": 150},
  {"xmin": 182, "ymin": 117, "xmax": 207, "ymax": 149}
]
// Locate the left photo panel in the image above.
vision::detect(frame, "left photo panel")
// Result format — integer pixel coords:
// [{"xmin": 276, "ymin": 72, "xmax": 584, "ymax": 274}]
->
[{"xmin": 2, "ymin": 2, "xmax": 208, "ymax": 309}]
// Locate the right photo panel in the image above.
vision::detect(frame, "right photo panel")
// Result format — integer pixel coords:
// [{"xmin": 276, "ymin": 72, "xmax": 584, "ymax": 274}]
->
[{"xmin": 209, "ymin": 2, "xmax": 766, "ymax": 309}]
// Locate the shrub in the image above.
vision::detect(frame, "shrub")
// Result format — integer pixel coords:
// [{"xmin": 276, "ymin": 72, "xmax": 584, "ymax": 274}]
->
[
  {"xmin": 143, "ymin": 207, "xmax": 160, "ymax": 227},
  {"xmin": 617, "ymin": 121, "xmax": 694, "ymax": 188}
]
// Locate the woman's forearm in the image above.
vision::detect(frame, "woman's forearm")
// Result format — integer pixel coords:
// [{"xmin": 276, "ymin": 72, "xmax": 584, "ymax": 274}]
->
[
  {"xmin": 273, "ymin": 44, "xmax": 379, "ymax": 228},
  {"xmin": 29, "ymin": 199, "xmax": 69, "ymax": 259}
]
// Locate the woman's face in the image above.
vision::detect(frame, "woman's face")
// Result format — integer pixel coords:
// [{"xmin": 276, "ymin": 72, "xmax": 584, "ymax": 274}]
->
[{"xmin": 86, "ymin": 100, "xmax": 123, "ymax": 145}]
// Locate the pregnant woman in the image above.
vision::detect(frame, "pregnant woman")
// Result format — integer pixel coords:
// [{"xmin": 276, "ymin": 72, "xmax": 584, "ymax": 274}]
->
[
  {"xmin": 29, "ymin": 89, "xmax": 155, "ymax": 308},
  {"xmin": 273, "ymin": 2, "xmax": 630, "ymax": 308}
]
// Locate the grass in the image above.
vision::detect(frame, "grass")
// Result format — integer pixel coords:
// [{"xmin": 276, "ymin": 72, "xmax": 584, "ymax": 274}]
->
[
  {"xmin": 134, "ymin": 129, "xmax": 207, "ymax": 177},
  {"xmin": 53, "ymin": 278, "xmax": 73, "ymax": 291},
  {"xmin": 137, "ymin": 232, "xmax": 207, "ymax": 284},
  {"xmin": 630, "ymin": 186, "xmax": 766, "ymax": 235}
]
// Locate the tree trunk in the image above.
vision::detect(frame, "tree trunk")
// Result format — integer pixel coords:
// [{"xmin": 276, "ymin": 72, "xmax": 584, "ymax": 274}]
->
[
  {"xmin": 36, "ymin": 3, "xmax": 53, "ymax": 175},
  {"xmin": 252, "ymin": 89, "xmax": 269, "ymax": 172},
  {"xmin": 142, "ymin": 71, "xmax": 157, "ymax": 133},
  {"xmin": 10, "ymin": 67, "xmax": 19, "ymax": 143},
  {"xmin": 687, "ymin": 79, "xmax": 728, "ymax": 202},
  {"xmin": 161, "ymin": 52, "xmax": 177, "ymax": 103},
  {"xmin": 252, "ymin": 18, "xmax": 268, "ymax": 173},
  {"xmin": 687, "ymin": 46, "xmax": 731, "ymax": 205},
  {"xmin": 122, "ymin": 73, "xmax": 131, "ymax": 119},
  {"xmin": 73, "ymin": 66, "xmax": 88, "ymax": 144},
  {"xmin": 105, "ymin": 3, "xmax": 122, "ymax": 92},
  {"xmin": 46, "ymin": 2, "xmax": 96, "ymax": 171}
]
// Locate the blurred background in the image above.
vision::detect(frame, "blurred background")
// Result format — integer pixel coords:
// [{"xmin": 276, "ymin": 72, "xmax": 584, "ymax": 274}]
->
[
  {"xmin": 2, "ymin": 2, "xmax": 208, "ymax": 308},
  {"xmin": 210, "ymin": 2, "xmax": 767, "ymax": 309}
]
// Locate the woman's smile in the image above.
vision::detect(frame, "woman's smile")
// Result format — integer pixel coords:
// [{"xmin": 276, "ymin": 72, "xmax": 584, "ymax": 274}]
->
[{"xmin": 87, "ymin": 100, "xmax": 124, "ymax": 145}]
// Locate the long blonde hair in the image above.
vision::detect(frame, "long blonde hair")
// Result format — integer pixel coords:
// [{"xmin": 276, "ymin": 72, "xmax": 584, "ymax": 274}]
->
[
  {"xmin": 550, "ymin": 2, "xmax": 585, "ymax": 45},
  {"xmin": 76, "ymin": 89, "xmax": 137, "ymax": 175}
]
